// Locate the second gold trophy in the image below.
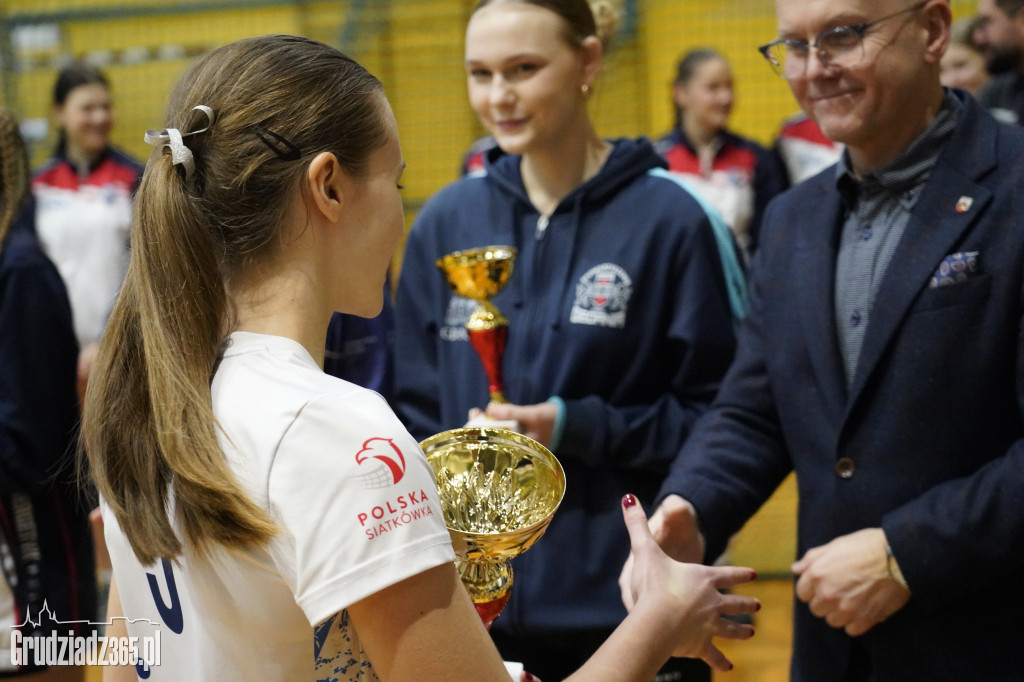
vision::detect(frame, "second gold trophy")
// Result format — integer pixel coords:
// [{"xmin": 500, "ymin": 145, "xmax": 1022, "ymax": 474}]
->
[{"xmin": 436, "ymin": 245, "xmax": 517, "ymax": 404}]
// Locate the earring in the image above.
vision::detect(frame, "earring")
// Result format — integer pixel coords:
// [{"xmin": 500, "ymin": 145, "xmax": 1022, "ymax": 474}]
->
[{"xmin": 581, "ymin": 83, "xmax": 590, "ymax": 98}]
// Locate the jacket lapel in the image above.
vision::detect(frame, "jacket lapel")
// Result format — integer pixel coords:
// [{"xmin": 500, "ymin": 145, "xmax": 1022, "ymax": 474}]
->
[
  {"xmin": 845, "ymin": 98, "xmax": 998, "ymax": 412},
  {"xmin": 796, "ymin": 184, "xmax": 848, "ymax": 424}
]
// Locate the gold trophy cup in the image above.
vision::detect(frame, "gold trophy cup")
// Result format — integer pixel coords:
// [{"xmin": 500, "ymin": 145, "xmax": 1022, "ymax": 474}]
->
[
  {"xmin": 420, "ymin": 427, "xmax": 565, "ymax": 629},
  {"xmin": 436, "ymin": 246, "xmax": 517, "ymax": 403}
]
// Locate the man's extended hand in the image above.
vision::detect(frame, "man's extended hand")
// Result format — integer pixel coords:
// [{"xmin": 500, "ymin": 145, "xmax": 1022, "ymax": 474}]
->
[{"xmin": 792, "ymin": 528, "xmax": 910, "ymax": 637}]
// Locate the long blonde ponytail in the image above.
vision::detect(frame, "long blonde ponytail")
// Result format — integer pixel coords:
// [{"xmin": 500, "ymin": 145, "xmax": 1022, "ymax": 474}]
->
[{"xmin": 82, "ymin": 35, "xmax": 389, "ymax": 565}]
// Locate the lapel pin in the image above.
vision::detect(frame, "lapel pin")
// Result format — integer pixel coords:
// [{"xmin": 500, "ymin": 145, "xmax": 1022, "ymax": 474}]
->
[{"xmin": 955, "ymin": 196, "xmax": 973, "ymax": 213}]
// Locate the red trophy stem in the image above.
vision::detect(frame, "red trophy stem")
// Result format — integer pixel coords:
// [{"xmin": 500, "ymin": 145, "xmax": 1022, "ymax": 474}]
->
[
  {"xmin": 468, "ymin": 325, "xmax": 508, "ymax": 402},
  {"xmin": 474, "ymin": 593, "xmax": 511, "ymax": 630}
]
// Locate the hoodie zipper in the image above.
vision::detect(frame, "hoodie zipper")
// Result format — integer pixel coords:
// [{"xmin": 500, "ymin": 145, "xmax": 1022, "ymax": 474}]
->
[
  {"xmin": 513, "ymin": 211, "xmax": 552, "ymax": 400},
  {"xmin": 535, "ymin": 214, "xmax": 550, "ymax": 240}
]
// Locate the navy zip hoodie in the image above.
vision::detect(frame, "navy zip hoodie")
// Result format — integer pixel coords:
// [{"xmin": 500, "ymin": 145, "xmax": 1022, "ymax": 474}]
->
[
  {"xmin": 0, "ymin": 201, "xmax": 80, "ymax": 494},
  {"xmin": 394, "ymin": 137, "xmax": 738, "ymax": 632},
  {"xmin": 0, "ymin": 201, "xmax": 97, "ymax": 647}
]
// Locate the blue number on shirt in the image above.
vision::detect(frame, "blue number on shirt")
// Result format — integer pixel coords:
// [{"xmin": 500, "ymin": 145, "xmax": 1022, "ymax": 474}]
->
[
  {"xmin": 135, "ymin": 558, "xmax": 183, "ymax": 678},
  {"xmin": 146, "ymin": 558, "xmax": 183, "ymax": 634}
]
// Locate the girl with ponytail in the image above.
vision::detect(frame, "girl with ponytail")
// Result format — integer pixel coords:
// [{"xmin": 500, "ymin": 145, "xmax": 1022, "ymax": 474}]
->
[{"xmin": 85, "ymin": 34, "xmax": 757, "ymax": 681}]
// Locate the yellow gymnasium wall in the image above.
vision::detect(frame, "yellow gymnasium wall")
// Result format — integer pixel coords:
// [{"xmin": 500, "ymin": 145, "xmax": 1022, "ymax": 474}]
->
[
  {"xmin": 3, "ymin": 0, "xmax": 979, "ymax": 217},
  {"xmin": 2, "ymin": 0, "xmax": 980, "ymax": 572},
  {"xmin": 0, "ymin": 0, "xmax": 978, "ymax": 573}
]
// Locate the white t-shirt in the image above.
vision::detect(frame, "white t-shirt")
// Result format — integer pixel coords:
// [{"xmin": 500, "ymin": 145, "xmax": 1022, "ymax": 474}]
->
[
  {"xmin": 671, "ymin": 171, "xmax": 756, "ymax": 259},
  {"xmin": 102, "ymin": 331, "xmax": 455, "ymax": 680},
  {"xmin": 34, "ymin": 182, "xmax": 132, "ymax": 347}
]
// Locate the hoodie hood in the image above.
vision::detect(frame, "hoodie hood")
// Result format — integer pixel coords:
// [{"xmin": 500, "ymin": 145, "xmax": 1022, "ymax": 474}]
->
[
  {"xmin": 481, "ymin": 137, "xmax": 669, "ymax": 212},
  {"xmin": 475, "ymin": 138, "xmax": 669, "ymax": 325}
]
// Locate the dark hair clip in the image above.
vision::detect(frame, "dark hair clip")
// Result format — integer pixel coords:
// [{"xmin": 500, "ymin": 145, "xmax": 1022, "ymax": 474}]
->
[{"xmin": 252, "ymin": 124, "xmax": 302, "ymax": 161}]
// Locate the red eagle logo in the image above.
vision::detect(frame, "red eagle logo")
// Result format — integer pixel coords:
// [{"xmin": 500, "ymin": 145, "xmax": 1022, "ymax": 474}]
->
[{"xmin": 355, "ymin": 438, "xmax": 407, "ymax": 485}]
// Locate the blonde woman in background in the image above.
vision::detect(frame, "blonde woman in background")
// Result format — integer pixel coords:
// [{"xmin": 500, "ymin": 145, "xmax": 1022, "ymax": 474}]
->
[{"xmin": 393, "ymin": 2, "xmax": 747, "ymax": 680}]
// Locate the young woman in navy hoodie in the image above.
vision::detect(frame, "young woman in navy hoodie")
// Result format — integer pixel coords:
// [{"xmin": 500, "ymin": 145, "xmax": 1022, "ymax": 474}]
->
[{"xmin": 393, "ymin": 2, "xmax": 746, "ymax": 679}]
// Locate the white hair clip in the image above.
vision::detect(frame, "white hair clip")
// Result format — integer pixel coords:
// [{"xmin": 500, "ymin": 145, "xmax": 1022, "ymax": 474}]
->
[{"xmin": 143, "ymin": 105, "xmax": 215, "ymax": 182}]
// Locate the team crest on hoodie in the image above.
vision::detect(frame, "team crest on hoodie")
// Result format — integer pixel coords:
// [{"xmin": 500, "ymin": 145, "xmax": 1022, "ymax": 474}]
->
[
  {"xmin": 570, "ymin": 263, "xmax": 632, "ymax": 329},
  {"xmin": 440, "ymin": 296, "xmax": 476, "ymax": 341}
]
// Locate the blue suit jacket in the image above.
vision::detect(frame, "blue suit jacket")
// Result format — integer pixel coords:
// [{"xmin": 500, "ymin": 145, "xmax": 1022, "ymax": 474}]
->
[{"xmin": 659, "ymin": 91, "xmax": 1024, "ymax": 680}]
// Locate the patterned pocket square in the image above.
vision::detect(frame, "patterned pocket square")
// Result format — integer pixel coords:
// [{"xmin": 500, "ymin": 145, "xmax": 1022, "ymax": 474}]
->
[{"xmin": 929, "ymin": 251, "xmax": 979, "ymax": 288}]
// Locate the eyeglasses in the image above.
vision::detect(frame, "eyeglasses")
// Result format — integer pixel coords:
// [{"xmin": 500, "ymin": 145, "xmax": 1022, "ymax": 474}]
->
[{"xmin": 758, "ymin": 1, "xmax": 928, "ymax": 79}]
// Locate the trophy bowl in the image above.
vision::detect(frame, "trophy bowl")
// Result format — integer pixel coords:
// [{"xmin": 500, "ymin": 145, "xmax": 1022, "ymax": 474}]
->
[
  {"xmin": 436, "ymin": 246, "xmax": 516, "ymax": 302},
  {"xmin": 420, "ymin": 427, "xmax": 565, "ymax": 628}
]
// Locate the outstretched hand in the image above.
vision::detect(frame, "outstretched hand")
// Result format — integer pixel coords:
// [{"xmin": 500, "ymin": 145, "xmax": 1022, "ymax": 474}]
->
[
  {"xmin": 619, "ymin": 493, "xmax": 706, "ymax": 609},
  {"xmin": 619, "ymin": 495, "xmax": 759, "ymax": 671}
]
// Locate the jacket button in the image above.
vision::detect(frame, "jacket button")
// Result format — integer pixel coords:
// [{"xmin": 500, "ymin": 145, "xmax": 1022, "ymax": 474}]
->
[{"xmin": 836, "ymin": 457, "xmax": 856, "ymax": 478}]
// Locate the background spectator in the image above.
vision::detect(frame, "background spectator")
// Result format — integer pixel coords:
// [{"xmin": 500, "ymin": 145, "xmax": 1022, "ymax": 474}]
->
[
  {"xmin": 655, "ymin": 48, "xmax": 788, "ymax": 262},
  {"xmin": 32, "ymin": 64, "xmax": 143, "ymax": 403},
  {"xmin": 974, "ymin": 0, "xmax": 1024, "ymax": 123},
  {"xmin": 941, "ymin": 14, "xmax": 991, "ymax": 93},
  {"xmin": 773, "ymin": 112, "xmax": 843, "ymax": 184},
  {"xmin": 0, "ymin": 106, "xmax": 96, "ymax": 682}
]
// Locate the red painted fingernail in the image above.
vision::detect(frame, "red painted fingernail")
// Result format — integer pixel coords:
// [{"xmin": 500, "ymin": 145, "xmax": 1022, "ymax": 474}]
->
[
  {"xmin": 755, "ymin": 601, "xmax": 762, "ymax": 612},
  {"xmin": 524, "ymin": 674, "xmax": 539, "ymax": 682},
  {"xmin": 751, "ymin": 570, "xmax": 758, "ymax": 581},
  {"xmin": 622, "ymin": 494, "xmax": 637, "ymax": 508}
]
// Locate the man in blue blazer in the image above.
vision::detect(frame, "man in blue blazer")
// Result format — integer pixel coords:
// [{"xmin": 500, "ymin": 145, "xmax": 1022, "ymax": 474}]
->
[{"xmin": 624, "ymin": 0, "xmax": 1024, "ymax": 679}]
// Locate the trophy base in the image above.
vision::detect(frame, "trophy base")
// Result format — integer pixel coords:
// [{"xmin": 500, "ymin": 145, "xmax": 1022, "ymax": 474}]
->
[{"xmin": 474, "ymin": 592, "xmax": 511, "ymax": 630}]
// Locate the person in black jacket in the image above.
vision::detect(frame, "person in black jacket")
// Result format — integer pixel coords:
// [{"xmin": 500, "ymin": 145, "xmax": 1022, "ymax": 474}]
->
[
  {"xmin": 629, "ymin": 0, "xmax": 1024, "ymax": 678},
  {"xmin": 0, "ymin": 107, "xmax": 96, "ymax": 680}
]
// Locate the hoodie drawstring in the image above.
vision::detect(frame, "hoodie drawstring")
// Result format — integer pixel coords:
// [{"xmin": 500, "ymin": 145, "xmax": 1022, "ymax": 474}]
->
[{"xmin": 551, "ymin": 194, "xmax": 586, "ymax": 331}]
